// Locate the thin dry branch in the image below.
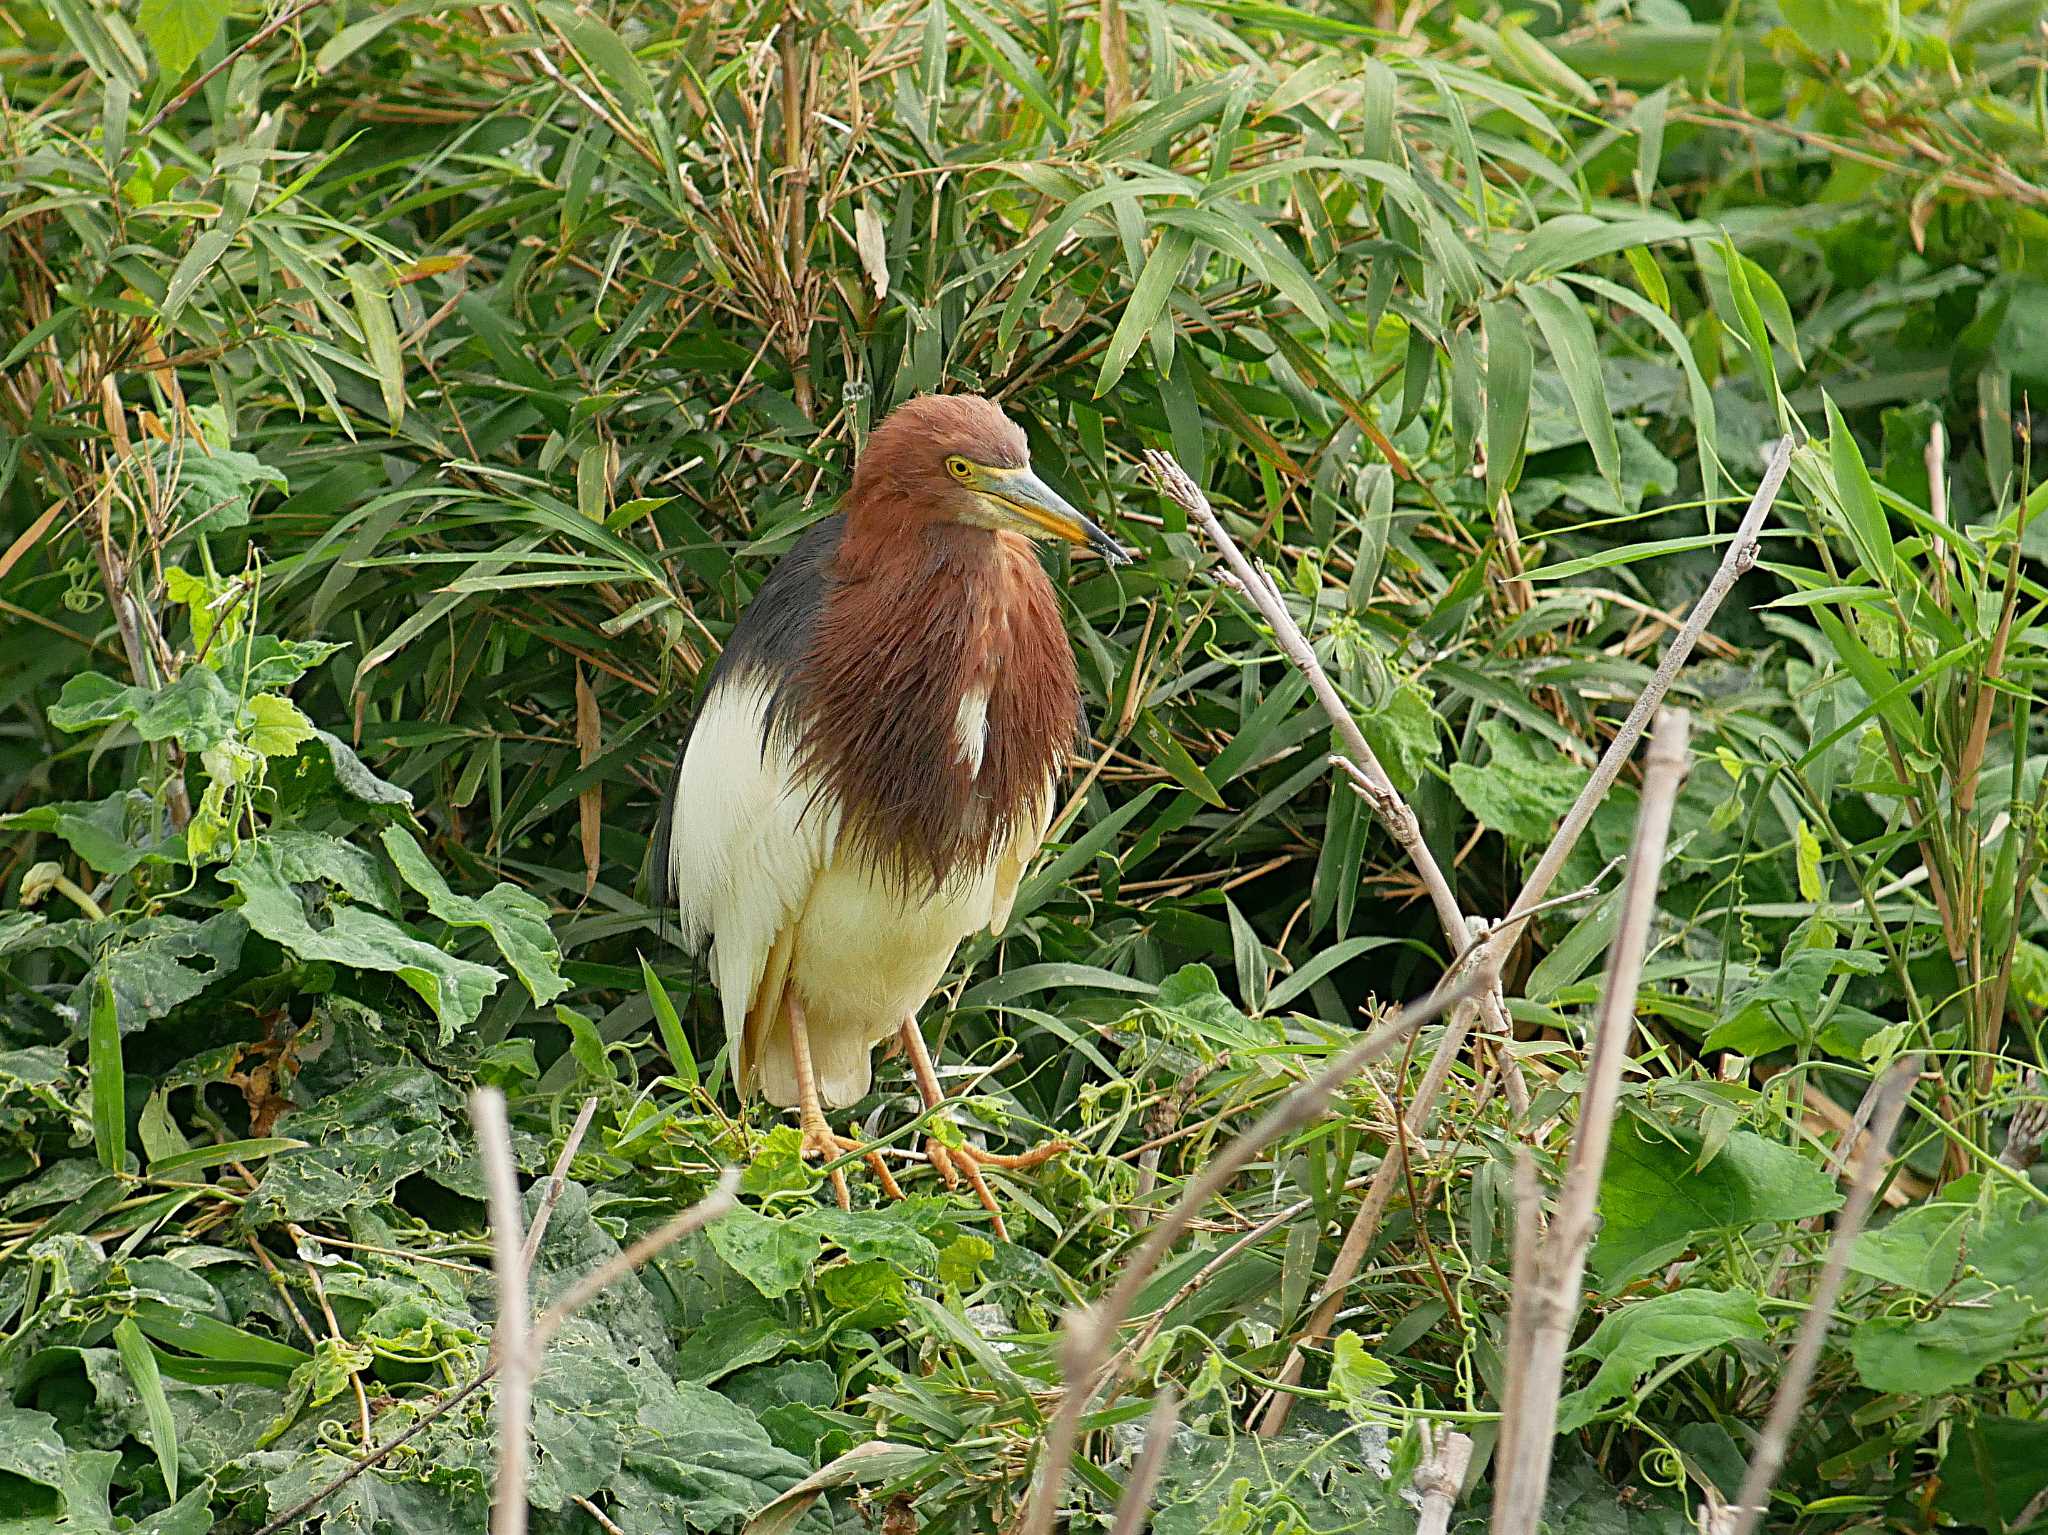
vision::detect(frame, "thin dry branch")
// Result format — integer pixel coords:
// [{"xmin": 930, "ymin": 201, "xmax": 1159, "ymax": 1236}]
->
[
  {"xmin": 1107, "ymin": 1388, "xmax": 1180, "ymax": 1535},
  {"xmin": 519, "ymin": 1098, "xmax": 598, "ymax": 1272},
  {"xmin": 1492, "ymin": 710, "xmax": 1691, "ymax": 1535},
  {"xmin": 1414, "ymin": 1429, "xmax": 1475, "ymax": 1535},
  {"xmin": 1145, "ymin": 449, "xmax": 1467, "ymax": 943},
  {"xmin": 473, "ymin": 1089, "xmax": 532, "ymax": 1535},
  {"xmin": 1019, "ymin": 970, "xmax": 1484, "ymax": 1535},
  {"xmin": 1729, "ymin": 1055, "xmax": 1918, "ymax": 1535},
  {"xmin": 248, "ymin": 1123, "xmax": 737, "ymax": 1535},
  {"xmin": 1257, "ymin": 435, "xmax": 1795, "ymax": 1435}
]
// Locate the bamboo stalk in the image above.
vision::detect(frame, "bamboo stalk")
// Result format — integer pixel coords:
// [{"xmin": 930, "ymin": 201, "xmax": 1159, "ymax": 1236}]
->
[{"xmin": 1491, "ymin": 710, "xmax": 1691, "ymax": 1534}]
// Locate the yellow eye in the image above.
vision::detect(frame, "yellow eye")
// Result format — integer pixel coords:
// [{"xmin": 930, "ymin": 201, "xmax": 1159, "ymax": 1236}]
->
[{"xmin": 945, "ymin": 456, "xmax": 972, "ymax": 480}]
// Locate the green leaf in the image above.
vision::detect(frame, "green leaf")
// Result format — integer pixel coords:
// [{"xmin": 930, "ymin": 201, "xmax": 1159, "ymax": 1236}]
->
[
  {"xmin": 1934, "ymin": 1416, "xmax": 2048, "ymax": 1529},
  {"xmin": 242, "ymin": 693, "xmax": 316, "ymax": 758},
  {"xmin": 224, "ymin": 836, "xmax": 503, "ymax": 1042},
  {"xmin": 1594, "ymin": 1119, "xmax": 1843, "ymax": 1281},
  {"xmin": 137, "ymin": 0, "xmax": 228, "ymax": 81},
  {"xmin": 938, "ymin": 1233, "xmax": 995, "ymax": 1289},
  {"xmin": 1781, "ymin": 0, "xmax": 1892, "ymax": 65},
  {"xmin": 1706, "ymin": 943, "xmax": 1886, "ymax": 1055},
  {"xmin": 1850, "ymin": 1288, "xmax": 2034, "ymax": 1394},
  {"xmin": 1519, "ymin": 280, "xmax": 1620, "ymax": 501},
  {"xmin": 740, "ymin": 1125, "xmax": 815, "ymax": 1198},
  {"xmin": 50, "ymin": 667, "xmax": 238, "ymax": 751},
  {"xmin": 1482, "ymin": 299, "xmax": 1532, "ymax": 508},
  {"xmin": 1447, "ymin": 718, "xmax": 1586, "ymax": 843},
  {"xmin": 1825, "ymin": 397, "xmax": 1895, "ymax": 586},
  {"xmin": 1329, "ymin": 1331, "xmax": 1394, "ymax": 1417},
  {"xmin": 88, "ymin": 973, "xmax": 124, "ymax": 1173},
  {"xmin": 642, "ymin": 956, "xmax": 698, "ymax": 1087},
  {"xmin": 84, "ymin": 912, "xmax": 247, "ymax": 1034},
  {"xmin": 346, "ymin": 266, "xmax": 407, "ymax": 427},
  {"xmin": 706, "ymin": 1207, "xmax": 821, "ymax": 1299},
  {"xmin": 113, "ymin": 1317, "xmax": 179, "ymax": 1499},
  {"xmin": 1097, "ymin": 228, "xmax": 1193, "ymax": 397},
  {"xmin": 1555, "ymin": 1290, "xmax": 1766, "ymax": 1431},
  {"xmin": 380, "ymin": 825, "xmax": 566, "ymax": 1006},
  {"xmin": 0, "ymin": 791, "xmax": 165, "ymax": 876}
]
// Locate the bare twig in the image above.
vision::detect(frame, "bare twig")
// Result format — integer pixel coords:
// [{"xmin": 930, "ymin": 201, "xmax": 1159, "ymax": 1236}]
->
[
  {"xmin": 1107, "ymin": 1388, "xmax": 1180, "ymax": 1535},
  {"xmin": 248, "ymin": 1139, "xmax": 737, "ymax": 1535},
  {"xmin": 519, "ymin": 1098, "xmax": 598, "ymax": 1273},
  {"xmin": 1492, "ymin": 710, "xmax": 1691, "ymax": 1535},
  {"xmin": 1257, "ymin": 436, "xmax": 1795, "ymax": 1435},
  {"xmin": 1147, "ymin": 450, "xmax": 1467, "ymax": 942},
  {"xmin": 1489, "ymin": 439, "xmax": 1791, "ymax": 943},
  {"xmin": 473, "ymin": 1089, "xmax": 531, "ymax": 1535},
  {"xmin": 1414, "ymin": 1429, "xmax": 1475, "ymax": 1535},
  {"xmin": 140, "ymin": 0, "xmax": 332, "ymax": 137},
  {"xmin": 1729, "ymin": 1055, "xmax": 1919, "ymax": 1535},
  {"xmin": 529, "ymin": 1171, "xmax": 739, "ymax": 1351},
  {"xmin": 1020, "ymin": 971, "xmax": 1483, "ymax": 1535}
]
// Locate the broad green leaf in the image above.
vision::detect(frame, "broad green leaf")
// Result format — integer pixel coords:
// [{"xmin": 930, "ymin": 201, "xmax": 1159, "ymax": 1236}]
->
[
  {"xmin": 50, "ymin": 668, "xmax": 238, "ymax": 751},
  {"xmin": 381, "ymin": 825, "xmax": 567, "ymax": 1006},
  {"xmin": 243, "ymin": 693, "xmax": 316, "ymax": 758},
  {"xmin": 1447, "ymin": 718, "xmax": 1585, "ymax": 844},
  {"xmin": 0, "ymin": 791, "xmax": 164, "ymax": 876},
  {"xmin": 1556, "ymin": 1290, "xmax": 1766, "ymax": 1431},
  {"xmin": 1850, "ymin": 1288, "xmax": 2034, "ymax": 1394},
  {"xmin": 706, "ymin": 1207, "xmax": 821, "ymax": 1299},
  {"xmin": 224, "ymin": 837, "xmax": 503, "ymax": 1042},
  {"xmin": 1329, "ymin": 1331, "xmax": 1395, "ymax": 1418},
  {"xmin": 1594, "ymin": 1119, "xmax": 1842, "ymax": 1281},
  {"xmin": 137, "ymin": 0, "xmax": 227, "ymax": 81},
  {"xmin": 83, "ymin": 912, "xmax": 247, "ymax": 1035}
]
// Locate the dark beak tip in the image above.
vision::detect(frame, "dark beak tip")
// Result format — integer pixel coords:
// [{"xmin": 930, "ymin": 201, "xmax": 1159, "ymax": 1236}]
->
[{"xmin": 1091, "ymin": 534, "xmax": 1134, "ymax": 566}]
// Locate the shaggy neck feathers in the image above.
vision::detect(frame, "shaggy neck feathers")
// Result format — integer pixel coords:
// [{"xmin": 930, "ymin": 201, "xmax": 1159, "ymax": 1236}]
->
[{"xmin": 789, "ymin": 522, "xmax": 1078, "ymax": 892}]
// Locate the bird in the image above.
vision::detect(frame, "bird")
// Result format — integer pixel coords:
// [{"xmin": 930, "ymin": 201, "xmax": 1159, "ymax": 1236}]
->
[{"xmin": 652, "ymin": 393, "xmax": 1131, "ymax": 1238}]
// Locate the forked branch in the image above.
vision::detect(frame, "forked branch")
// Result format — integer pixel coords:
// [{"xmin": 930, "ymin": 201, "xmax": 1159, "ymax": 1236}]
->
[
  {"xmin": 1247, "ymin": 436, "xmax": 1795, "ymax": 1434},
  {"xmin": 1019, "ymin": 969, "xmax": 1484, "ymax": 1535}
]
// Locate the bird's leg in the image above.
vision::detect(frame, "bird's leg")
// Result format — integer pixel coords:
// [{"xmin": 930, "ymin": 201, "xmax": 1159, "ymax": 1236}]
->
[
  {"xmin": 896, "ymin": 1016, "xmax": 1066, "ymax": 1243},
  {"xmin": 787, "ymin": 994, "xmax": 902, "ymax": 1209}
]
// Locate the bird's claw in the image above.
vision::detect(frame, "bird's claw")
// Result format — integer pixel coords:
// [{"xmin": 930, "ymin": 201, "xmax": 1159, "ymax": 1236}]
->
[
  {"xmin": 922, "ymin": 1124, "xmax": 1068, "ymax": 1243},
  {"xmin": 798, "ymin": 1118, "xmax": 904, "ymax": 1210}
]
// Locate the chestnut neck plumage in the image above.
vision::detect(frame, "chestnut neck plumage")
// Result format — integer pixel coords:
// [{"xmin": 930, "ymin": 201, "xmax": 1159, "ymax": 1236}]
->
[{"xmin": 792, "ymin": 517, "xmax": 1079, "ymax": 894}]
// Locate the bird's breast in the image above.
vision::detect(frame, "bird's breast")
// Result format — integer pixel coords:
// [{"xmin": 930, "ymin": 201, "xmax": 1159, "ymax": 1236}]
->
[{"xmin": 795, "ymin": 533, "xmax": 1079, "ymax": 892}]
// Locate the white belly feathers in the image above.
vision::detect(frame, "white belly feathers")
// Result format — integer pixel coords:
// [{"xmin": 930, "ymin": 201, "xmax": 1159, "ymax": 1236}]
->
[{"xmin": 668, "ymin": 672, "xmax": 1046, "ymax": 1110}]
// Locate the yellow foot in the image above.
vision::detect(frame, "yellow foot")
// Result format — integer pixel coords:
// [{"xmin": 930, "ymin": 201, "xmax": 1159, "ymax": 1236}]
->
[
  {"xmin": 798, "ymin": 1117, "xmax": 905, "ymax": 1211},
  {"xmin": 923, "ymin": 1127, "xmax": 1068, "ymax": 1243}
]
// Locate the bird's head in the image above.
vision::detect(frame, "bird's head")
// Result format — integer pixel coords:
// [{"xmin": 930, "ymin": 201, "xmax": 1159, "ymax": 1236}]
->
[{"xmin": 849, "ymin": 394, "xmax": 1131, "ymax": 565}]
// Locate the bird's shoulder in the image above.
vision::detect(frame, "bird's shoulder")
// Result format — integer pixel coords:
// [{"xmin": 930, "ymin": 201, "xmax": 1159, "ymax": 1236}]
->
[{"xmin": 707, "ymin": 513, "xmax": 846, "ymax": 692}]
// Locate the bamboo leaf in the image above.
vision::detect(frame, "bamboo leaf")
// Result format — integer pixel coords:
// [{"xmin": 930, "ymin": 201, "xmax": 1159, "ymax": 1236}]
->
[
  {"xmin": 1097, "ymin": 227, "xmax": 1194, "ymax": 397},
  {"xmin": 89, "ymin": 972, "xmax": 124, "ymax": 1173},
  {"xmin": 114, "ymin": 1317, "xmax": 179, "ymax": 1499},
  {"xmin": 1483, "ymin": 300, "xmax": 1532, "ymax": 509}
]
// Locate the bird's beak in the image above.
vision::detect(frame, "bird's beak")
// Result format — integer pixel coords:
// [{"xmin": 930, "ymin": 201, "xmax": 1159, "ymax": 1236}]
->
[{"xmin": 977, "ymin": 466, "xmax": 1132, "ymax": 566}]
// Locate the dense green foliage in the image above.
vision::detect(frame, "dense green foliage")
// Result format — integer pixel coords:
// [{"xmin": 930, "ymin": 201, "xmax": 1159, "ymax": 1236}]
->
[{"xmin": 4, "ymin": 0, "xmax": 2048, "ymax": 1531}]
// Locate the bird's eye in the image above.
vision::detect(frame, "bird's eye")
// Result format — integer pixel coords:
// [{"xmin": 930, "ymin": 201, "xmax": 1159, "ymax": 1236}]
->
[{"xmin": 945, "ymin": 456, "xmax": 972, "ymax": 480}]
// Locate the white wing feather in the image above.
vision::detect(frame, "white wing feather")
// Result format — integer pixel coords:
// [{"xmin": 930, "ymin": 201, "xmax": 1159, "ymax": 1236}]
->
[{"xmin": 666, "ymin": 673, "xmax": 836, "ymax": 1081}]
